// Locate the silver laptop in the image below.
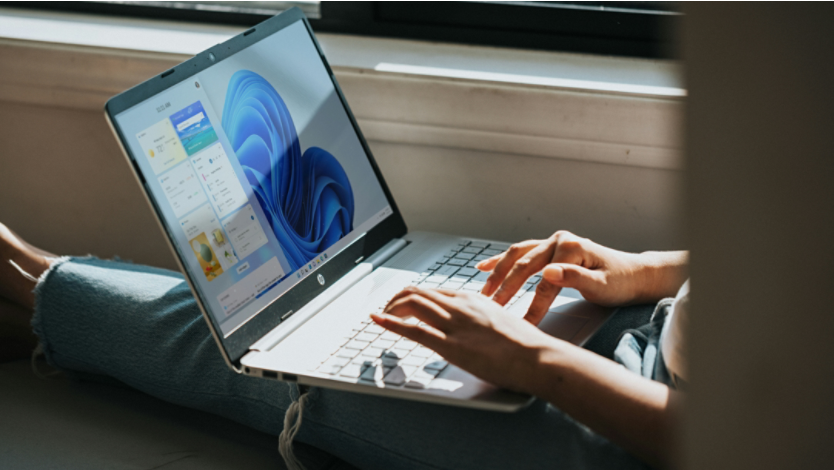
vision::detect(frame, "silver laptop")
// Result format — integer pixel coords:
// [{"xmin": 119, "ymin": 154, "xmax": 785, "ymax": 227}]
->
[{"xmin": 104, "ymin": 8, "xmax": 612, "ymax": 412}]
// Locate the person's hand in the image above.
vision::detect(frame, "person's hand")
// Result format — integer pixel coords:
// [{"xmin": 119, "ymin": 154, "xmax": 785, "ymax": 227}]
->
[
  {"xmin": 477, "ymin": 231, "xmax": 685, "ymax": 325},
  {"xmin": 372, "ymin": 287, "xmax": 556, "ymax": 394}
]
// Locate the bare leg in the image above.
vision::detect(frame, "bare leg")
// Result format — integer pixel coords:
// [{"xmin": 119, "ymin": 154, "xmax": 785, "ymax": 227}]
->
[
  {"xmin": 0, "ymin": 223, "xmax": 53, "ymax": 310},
  {"xmin": 0, "ymin": 223, "xmax": 53, "ymax": 361}
]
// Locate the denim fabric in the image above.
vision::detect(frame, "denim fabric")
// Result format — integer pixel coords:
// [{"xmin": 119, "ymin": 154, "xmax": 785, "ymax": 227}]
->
[
  {"xmin": 613, "ymin": 299, "xmax": 679, "ymax": 389},
  {"xmin": 583, "ymin": 303, "xmax": 655, "ymax": 360},
  {"xmin": 33, "ymin": 257, "xmax": 651, "ymax": 470}
]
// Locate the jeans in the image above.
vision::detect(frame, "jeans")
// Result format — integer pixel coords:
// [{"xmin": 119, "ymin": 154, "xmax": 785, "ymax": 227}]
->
[{"xmin": 32, "ymin": 257, "xmax": 650, "ymax": 470}]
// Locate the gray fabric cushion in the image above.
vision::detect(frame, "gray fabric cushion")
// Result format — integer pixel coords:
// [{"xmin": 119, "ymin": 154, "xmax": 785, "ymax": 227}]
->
[{"xmin": 0, "ymin": 360, "xmax": 355, "ymax": 470}]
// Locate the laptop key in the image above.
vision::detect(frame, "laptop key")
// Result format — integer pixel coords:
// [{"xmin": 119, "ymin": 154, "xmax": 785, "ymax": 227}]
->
[
  {"xmin": 435, "ymin": 265, "xmax": 458, "ymax": 276},
  {"xmin": 383, "ymin": 365, "xmax": 417, "ymax": 385},
  {"xmin": 355, "ymin": 332, "xmax": 378, "ymax": 343},
  {"xmin": 451, "ymin": 275, "xmax": 471, "ymax": 285},
  {"xmin": 456, "ymin": 267, "xmax": 480, "ymax": 278},
  {"xmin": 364, "ymin": 324, "xmax": 385, "ymax": 334},
  {"xmin": 359, "ymin": 364, "xmax": 383, "ymax": 382},
  {"xmin": 319, "ymin": 357, "xmax": 349, "ymax": 375},
  {"xmin": 339, "ymin": 364, "xmax": 367, "ymax": 378},
  {"xmin": 402, "ymin": 354, "xmax": 427, "ymax": 367},
  {"xmin": 424, "ymin": 360, "xmax": 448, "ymax": 371},
  {"xmin": 318, "ymin": 364, "xmax": 343, "ymax": 375},
  {"xmin": 380, "ymin": 331, "xmax": 401, "ymax": 341},
  {"xmin": 441, "ymin": 281, "xmax": 464, "ymax": 291},
  {"xmin": 391, "ymin": 347, "xmax": 411, "ymax": 357},
  {"xmin": 346, "ymin": 340, "xmax": 369, "ymax": 350},
  {"xmin": 336, "ymin": 347, "xmax": 360, "ymax": 359},
  {"xmin": 412, "ymin": 346, "xmax": 434, "ymax": 358},
  {"xmin": 446, "ymin": 258, "xmax": 467, "ymax": 267},
  {"xmin": 331, "ymin": 356, "xmax": 350, "ymax": 366},
  {"xmin": 361, "ymin": 346, "xmax": 385, "ymax": 358},
  {"xmin": 469, "ymin": 241, "xmax": 488, "ymax": 248},
  {"xmin": 397, "ymin": 339, "xmax": 418, "ymax": 350},
  {"xmin": 405, "ymin": 370, "xmax": 435, "ymax": 389},
  {"xmin": 381, "ymin": 356, "xmax": 400, "ymax": 367},
  {"xmin": 425, "ymin": 274, "xmax": 448, "ymax": 284},
  {"xmin": 372, "ymin": 338, "xmax": 396, "ymax": 350}
]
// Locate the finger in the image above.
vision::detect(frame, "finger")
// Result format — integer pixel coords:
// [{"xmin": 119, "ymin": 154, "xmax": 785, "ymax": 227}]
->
[
  {"xmin": 407, "ymin": 287, "xmax": 463, "ymax": 316},
  {"xmin": 385, "ymin": 285, "xmax": 419, "ymax": 310},
  {"xmin": 384, "ymin": 293, "xmax": 452, "ymax": 331},
  {"xmin": 542, "ymin": 263, "xmax": 605, "ymax": 293},
  {"xmin": 475, "ymin": 254, "xmax": 501, "ymax": 272},
  {"xmin": 387, "ymin": 285, "xmax": 458, "ymax": 307},
  {"xmin": 481, "ymin": 240, "xmax": 543, "ymax": 296},
  {"xmin": 384, "ymin": 284, "xmax": 448, "ymax": 312},
  {"xmin": 491, "ymin": 242, "xmax": 555, "ymax": 305},
  {"xmin": 371, "ymin": 313, "xmax": 445, "ymax": 350},
  {"xmin": 523, "ymin": 278, "xmax": 563, "ymax": 326}
]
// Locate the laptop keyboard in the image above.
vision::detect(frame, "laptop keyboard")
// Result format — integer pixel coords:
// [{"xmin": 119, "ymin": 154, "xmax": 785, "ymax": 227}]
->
[{"xmin": 314, "ymin": 239, "xmax": 543, "ymax": 388}]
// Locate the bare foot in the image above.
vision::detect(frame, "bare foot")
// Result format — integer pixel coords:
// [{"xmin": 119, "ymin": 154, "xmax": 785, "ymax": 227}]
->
[{"xmin": 0, "ymin": 223, "xmax": 53, "ymax": 310}]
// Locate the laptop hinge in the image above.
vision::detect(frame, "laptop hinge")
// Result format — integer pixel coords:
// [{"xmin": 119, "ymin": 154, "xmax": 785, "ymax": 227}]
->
[
  {"xmin": 248, "ymin": 237, "xmax": 408, "ymax": 353},
  {"xmin": 363, "ymin": 237, "xmax": 408, "ymax": 268}
]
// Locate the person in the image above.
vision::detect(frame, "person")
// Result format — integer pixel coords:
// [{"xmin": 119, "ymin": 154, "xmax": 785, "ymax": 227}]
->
[{"xmin": 0, "ymin": 222, "xmax": 688, "ymax": 470}]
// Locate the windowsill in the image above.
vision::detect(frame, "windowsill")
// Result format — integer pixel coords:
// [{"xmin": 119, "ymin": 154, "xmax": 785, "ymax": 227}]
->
[
  {"xmin": 0, "ymin": 7, "xmax": 684, "ymax": 170},
  {"xmin": 0, "ymin": 7, "xmax": 684, "ymax": 97}
]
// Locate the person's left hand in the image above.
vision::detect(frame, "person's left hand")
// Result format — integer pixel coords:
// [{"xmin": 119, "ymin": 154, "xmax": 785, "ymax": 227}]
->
[{"xmin": 371, "ymin": 286, "xmax": 556, "ymax": 393}]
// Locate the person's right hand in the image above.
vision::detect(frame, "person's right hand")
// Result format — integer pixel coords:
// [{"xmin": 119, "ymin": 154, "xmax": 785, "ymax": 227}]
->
[{"xmin": 477, "ymin": 231, "xmax": 687, "ymax": 325}]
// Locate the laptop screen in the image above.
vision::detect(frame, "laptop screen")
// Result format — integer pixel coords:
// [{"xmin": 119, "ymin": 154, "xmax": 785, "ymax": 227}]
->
[{"xmin": 112, "ymin": 20, "xmax": 393, "ymax": 337}]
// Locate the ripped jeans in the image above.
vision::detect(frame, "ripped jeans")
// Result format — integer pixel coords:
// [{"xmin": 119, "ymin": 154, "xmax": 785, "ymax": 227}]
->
[{"xmin": 32, "ymin": 256, "xmax": 652, "ymax": 470}]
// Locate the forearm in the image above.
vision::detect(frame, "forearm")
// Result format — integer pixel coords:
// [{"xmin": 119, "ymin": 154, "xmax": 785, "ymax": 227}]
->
[
  {"xmin": 636, "ymin": 250, "xmax": 689, "ymax": 303},
  {"xmin": 528, "ymin": 338, "xmax": 681, "ymax": 468}
]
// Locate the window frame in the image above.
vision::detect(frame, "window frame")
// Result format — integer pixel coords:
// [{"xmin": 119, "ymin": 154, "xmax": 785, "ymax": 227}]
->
[{"xmin": 6, "ymin": 1, "xmax": 681, "ymax": 59}]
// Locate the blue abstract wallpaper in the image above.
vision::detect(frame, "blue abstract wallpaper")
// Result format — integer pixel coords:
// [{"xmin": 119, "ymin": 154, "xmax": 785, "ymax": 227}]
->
[{"xmin": 221, "ymin": 70, "xmax": 355, "ymax": 272}]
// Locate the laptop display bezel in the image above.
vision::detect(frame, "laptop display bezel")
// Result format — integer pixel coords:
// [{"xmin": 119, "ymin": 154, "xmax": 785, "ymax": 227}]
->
[{"xmin": 104, "ymin": 8, "xmax": 408, "ymax": 366}]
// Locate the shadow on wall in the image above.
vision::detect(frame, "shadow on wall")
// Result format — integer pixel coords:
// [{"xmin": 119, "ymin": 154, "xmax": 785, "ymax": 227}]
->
[{"xmin": 0, "ymin": 101, "xmax": 682, "ymax": 270}]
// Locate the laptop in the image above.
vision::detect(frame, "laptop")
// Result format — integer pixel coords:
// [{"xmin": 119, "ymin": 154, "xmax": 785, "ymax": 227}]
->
[{"xmin": 104, "ymin": 8, "xmax": 613, "ymax": 412}]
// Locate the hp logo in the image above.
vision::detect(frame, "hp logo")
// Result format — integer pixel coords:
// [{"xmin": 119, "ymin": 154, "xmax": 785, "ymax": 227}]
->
[{"xmin": 317, "ymin": 274, "xmax": 325, "ymax": 286}]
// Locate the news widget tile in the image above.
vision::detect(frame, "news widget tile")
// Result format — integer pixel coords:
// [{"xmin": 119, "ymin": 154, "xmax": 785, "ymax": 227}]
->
[
  {"xmin": 136, "ymin": 118, "xmax": 188, "ymax": 175},
  {"xmin": 169, "ymin": 101, "xmax": 219, "ymax": 156}
]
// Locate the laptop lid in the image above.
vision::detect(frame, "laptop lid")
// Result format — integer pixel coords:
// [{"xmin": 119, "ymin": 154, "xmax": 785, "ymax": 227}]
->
[{"xmin": 104, "ymin": 8, "xmax": 407, "ymax": 368}]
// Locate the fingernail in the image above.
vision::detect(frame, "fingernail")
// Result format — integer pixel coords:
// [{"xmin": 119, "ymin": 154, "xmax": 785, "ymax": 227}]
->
[
  {"xmin": 475, "ymin": 260, "xmax": 486, "ymax": 269},
  {"xmin": 544, "ymin": 265, "xmax": 564, "ymax": 282},
  {"xmin": 483, "ymin": 279, "xmax": 492, "ymax": 293}
]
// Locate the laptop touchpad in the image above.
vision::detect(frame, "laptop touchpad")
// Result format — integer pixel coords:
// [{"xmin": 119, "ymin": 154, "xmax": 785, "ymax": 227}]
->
[{"xmin": 537, "ymin": 312, "xmax": 589, "ymax": 342}]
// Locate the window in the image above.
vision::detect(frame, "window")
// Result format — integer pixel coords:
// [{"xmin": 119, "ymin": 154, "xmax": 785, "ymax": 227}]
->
[{"xmin": 15, "ymin": 1, "xmax": 681, "ymax": 58}]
